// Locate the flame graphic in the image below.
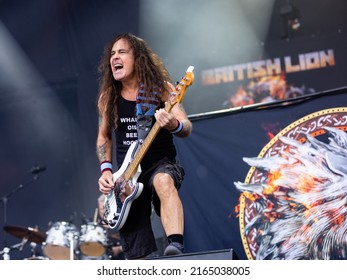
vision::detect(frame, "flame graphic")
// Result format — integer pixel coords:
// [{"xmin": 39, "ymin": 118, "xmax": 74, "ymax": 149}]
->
[{"xmin": 225, "ymin": 73, "xmax": 315, "ymax": 108}]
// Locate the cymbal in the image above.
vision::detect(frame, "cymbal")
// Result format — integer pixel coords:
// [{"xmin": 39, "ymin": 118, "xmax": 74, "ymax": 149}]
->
[{"xmin": 4, "ymin": 225, "xmax": 47, "ymax": 244}]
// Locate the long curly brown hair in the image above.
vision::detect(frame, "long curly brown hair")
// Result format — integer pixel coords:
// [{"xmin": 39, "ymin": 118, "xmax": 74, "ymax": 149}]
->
[{"xmin": 97, "ymin": 33, "xmax": 172, "ymax": 128}]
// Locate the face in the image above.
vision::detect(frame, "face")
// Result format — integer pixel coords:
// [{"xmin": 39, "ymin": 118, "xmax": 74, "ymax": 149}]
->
[{"xmin": 109, "ymin": 38, "xmax": 136, "ymax": 82}]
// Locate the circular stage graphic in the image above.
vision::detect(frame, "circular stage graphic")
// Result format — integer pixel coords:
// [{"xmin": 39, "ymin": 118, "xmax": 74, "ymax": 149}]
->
[{"xmin": 237, "ymin": 107, "xmax": 347, "ymax": 260}]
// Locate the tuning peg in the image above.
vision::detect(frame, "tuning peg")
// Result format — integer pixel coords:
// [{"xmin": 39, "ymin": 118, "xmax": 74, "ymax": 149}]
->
[{"xmin": 186, "ymin": 66, "xmax": 194, "ymax": 72}]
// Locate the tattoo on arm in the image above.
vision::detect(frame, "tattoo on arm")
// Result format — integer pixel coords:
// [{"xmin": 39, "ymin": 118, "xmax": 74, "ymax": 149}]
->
[
  {"xmin": 180, "ymin": 120, "xmax": 192, "ymax": 136},
  {"xmin": 97, "ymin": 142, "xmax": 107, "ymax": 162}
]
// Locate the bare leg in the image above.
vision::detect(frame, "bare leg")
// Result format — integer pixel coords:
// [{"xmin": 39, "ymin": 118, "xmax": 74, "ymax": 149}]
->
[{"xmin": 153, "ymin": 173, "xmax": 184, "ymax": 236}]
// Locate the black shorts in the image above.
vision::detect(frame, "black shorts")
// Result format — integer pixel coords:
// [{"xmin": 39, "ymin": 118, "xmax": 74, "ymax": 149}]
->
[
  {"xmin": 148, "ymin": 158, "xmax": 185, "ymax": 217},
  {"xmin": 118, "ymin": 157, "xmax": 185, "ymax": 259}
]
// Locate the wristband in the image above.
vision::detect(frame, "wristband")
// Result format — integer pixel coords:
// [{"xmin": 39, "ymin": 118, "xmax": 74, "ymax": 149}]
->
[
  {"xmin": 100, "ymin": 160, "xmax": 113, "ymax": 173},
  {"xmin": 170, "ymin": 119, "xmax": 183, "ymax": 134}
]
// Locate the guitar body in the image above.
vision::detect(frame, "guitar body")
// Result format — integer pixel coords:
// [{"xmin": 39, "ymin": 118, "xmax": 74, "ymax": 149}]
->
[{"xmin": 103, "ymin": 141, "xmax": 144, "ymax": 230}]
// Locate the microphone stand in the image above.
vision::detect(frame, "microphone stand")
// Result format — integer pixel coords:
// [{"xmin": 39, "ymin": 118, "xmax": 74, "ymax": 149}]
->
[{"xmin": 1, "ymin": 173, "xmax": 41, "ymax": 260}]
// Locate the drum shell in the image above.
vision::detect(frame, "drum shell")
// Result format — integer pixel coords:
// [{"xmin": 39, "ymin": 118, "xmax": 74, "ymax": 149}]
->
[
  {"xmin": 79, "ymin": 222, "xmax": 108, "ymax": 257},
  {"xmin": 42, "ymin": 221, "xmax": 79, "ymax": 260}
]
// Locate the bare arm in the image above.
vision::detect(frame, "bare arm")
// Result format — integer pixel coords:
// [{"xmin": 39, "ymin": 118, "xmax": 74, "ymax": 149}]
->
[
  {"xmin": 154, "ymin": 83, "xmax": 193, "ymax": 138},
  {"xmin": 168, "ymin": 102, "xmax": 192, "ymax": 137},
  {"xmin": 97, "ymin": 114, "xmax": 113, "ymax": 162},
  {"xmin": 97, "ymin": 99, "xmax": 114, "ymax": 194}
]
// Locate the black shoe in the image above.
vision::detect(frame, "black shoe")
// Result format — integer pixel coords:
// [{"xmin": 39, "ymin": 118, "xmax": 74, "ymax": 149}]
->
[{"xmin": 163, "ymin": 242, "xmax": 184, "ymax": 256}]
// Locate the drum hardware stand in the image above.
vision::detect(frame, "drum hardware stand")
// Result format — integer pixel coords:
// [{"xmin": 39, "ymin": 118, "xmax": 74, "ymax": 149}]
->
[
  {"xmin": 69, "ymin": 235, "xmax": 74, "ymax": 260},
  {"xmin": 0, "ymin": 240, "xmax": 27, "ymax": 260},
  {"xmin": 0, "ymin": 246, "xmax": 10, "ymax": 260},
  {"xmin": 93, "ymin": 208, "xmax": 98, "ymax": 224},
  {"xmin": 1, "ymin": 166, "xmax": 45, "ymax": 260},
  {"xmin": 29, "ymin": 242, "xmax": 39, "ymax": 258}
]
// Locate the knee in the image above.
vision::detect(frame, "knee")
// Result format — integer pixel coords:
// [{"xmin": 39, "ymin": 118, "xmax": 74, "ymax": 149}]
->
[{"xmin": 153, "ymin": 173, "xmax": 176, "ymax": 198}]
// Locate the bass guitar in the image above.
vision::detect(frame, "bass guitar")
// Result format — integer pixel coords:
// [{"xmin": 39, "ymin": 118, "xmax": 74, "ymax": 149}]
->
[{"xmin": 104, "ymin": 66, "xmax": 194, "ymax": 230}]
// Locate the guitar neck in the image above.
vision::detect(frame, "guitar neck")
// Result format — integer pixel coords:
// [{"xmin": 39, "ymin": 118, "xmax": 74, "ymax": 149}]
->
[{"xmin": 124, "ymin": 103, "xmax": 174, "ymax": 181}]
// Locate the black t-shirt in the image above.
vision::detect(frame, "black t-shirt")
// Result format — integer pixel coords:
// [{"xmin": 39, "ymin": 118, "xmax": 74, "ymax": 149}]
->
[{"xmin": 115, "ymin": 97, "xmax": 176, "ymax": 171}]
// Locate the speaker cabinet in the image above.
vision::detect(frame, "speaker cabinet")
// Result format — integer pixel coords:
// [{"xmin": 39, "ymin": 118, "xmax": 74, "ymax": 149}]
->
[{"xmin": 151, "ymin": 248, "xmax": 237, "ymax": 260}]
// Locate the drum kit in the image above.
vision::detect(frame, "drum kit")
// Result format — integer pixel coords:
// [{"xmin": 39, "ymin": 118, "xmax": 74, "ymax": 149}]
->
[
  {"xmin": 0, "ymin": 166, "xmax": 119, "ymax": 260},
  {"xmin": 1, "ymin": 221, "xmax": 112, "ymax": 260}
]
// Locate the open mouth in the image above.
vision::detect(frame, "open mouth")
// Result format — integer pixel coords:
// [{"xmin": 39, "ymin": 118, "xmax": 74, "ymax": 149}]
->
[{"xmin": 114, "ymin": 64, "xmax": 123, "ymax": 72}]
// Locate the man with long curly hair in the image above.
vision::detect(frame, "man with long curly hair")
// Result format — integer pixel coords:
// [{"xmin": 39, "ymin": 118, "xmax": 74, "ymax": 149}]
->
[{"xmin": 96, "ymin": 33, "xmax": 192, "ymax": 259}]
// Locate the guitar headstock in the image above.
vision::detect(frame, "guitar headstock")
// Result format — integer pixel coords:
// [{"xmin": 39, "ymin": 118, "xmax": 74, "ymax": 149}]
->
[{"xmin": 169, "ymin": 66, "xmax": 194, "ymax": 106}]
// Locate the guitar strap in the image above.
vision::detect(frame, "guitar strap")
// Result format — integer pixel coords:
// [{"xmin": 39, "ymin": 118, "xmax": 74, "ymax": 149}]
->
[
  {"xmin": 137, "ymin": 115, "xmax": 152, "ymax": 144},
  {"xmin": 136, "ymin": 85, "xmax": 159, "ymax": 143}
]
